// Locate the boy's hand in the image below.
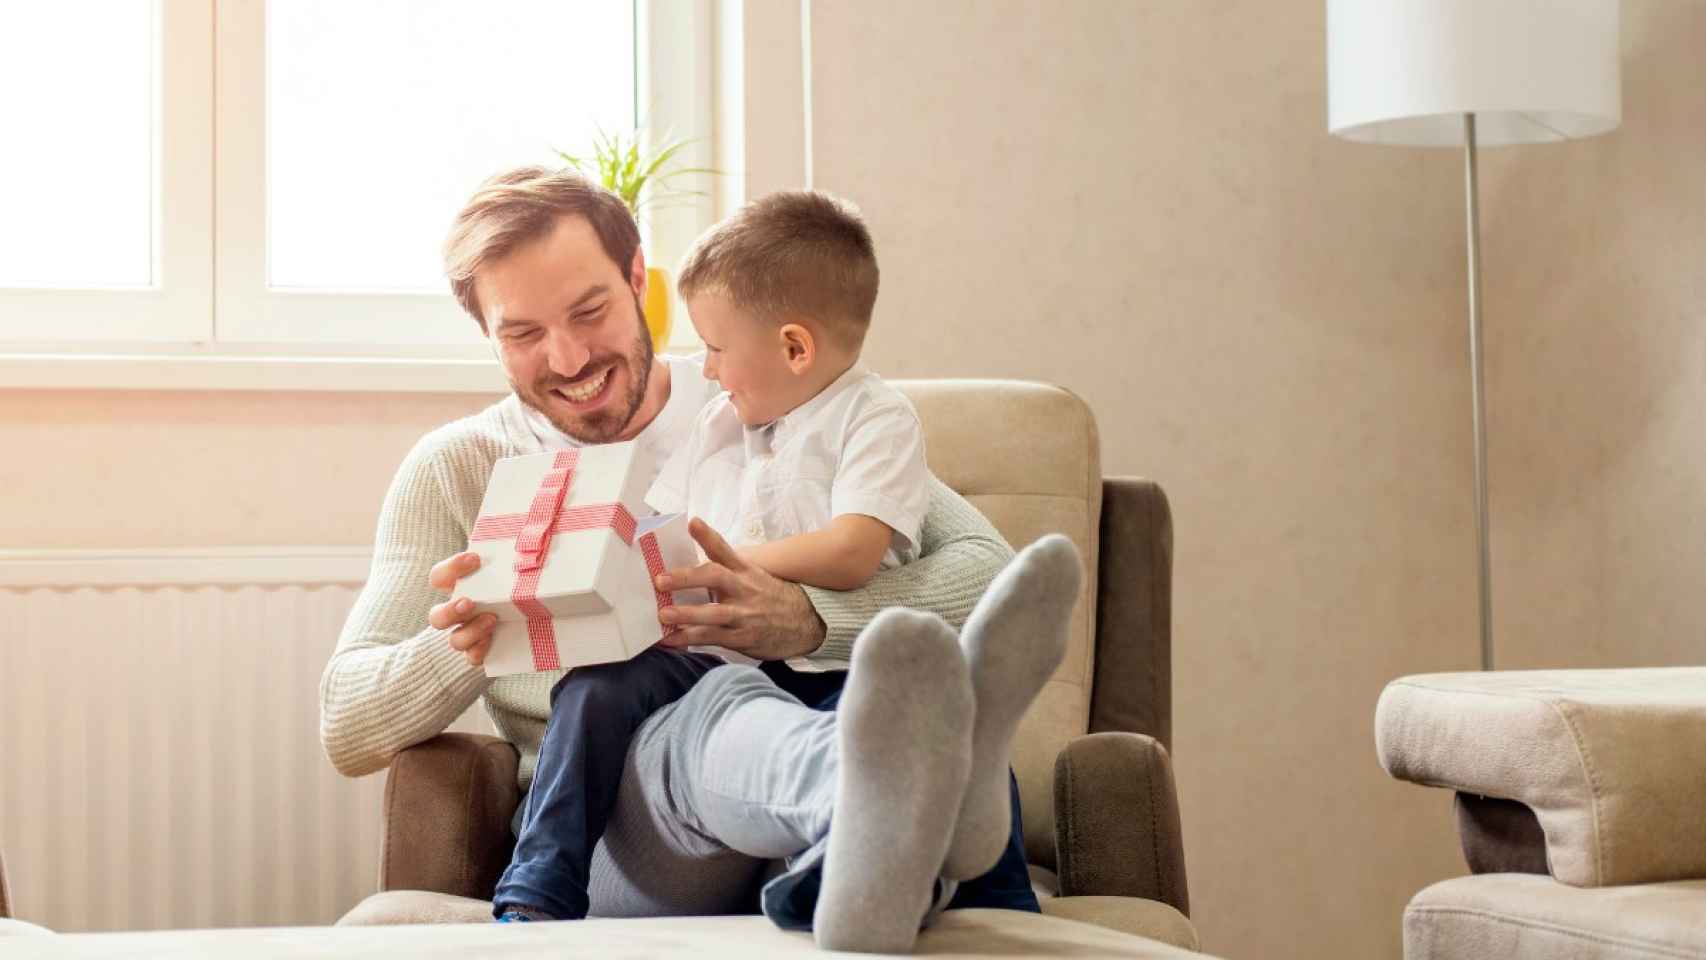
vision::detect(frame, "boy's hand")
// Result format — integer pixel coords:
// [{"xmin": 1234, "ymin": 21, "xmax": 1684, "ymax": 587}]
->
[
  {"xmin": 654, "ymin": 518, "xmax": 827, "ymax": 660},
  {"xmin": 427, "ymin": 550, "xmax": 499, "ymax": 667}
]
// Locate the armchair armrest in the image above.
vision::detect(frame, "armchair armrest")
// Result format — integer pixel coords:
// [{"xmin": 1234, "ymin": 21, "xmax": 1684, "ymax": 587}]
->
[
  {"xmin": 1377, "ymin": 668, "xmax": 1706, "ymax": 887},
  {"xmin": 1053, "ymin": 731, "xmax": 1189, "ymax": 916},
  {"xmin": 380, "ymin": 733, "xmax": 521, "ymax": 900},
  {"xmin": 1093, "ymin": 477, "xmax": 1172, "ymax": 747}
]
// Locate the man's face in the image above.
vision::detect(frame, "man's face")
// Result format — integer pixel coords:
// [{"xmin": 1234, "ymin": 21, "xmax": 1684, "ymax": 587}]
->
[{"xmin": 476, "ymin": 216, "xmax": 652, "ymax": 443}]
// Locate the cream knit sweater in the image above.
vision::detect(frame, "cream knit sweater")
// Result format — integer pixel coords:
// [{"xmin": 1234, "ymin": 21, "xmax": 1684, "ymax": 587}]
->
[{"xmin": 318, "ymin": 393, "xmax": 1013, "ymax": 789}]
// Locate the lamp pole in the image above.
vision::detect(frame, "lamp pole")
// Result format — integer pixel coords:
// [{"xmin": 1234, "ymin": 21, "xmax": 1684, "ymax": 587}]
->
[{"xmin": 1464, "ymin": 112, "xmax": 1493, "ymax": 671}]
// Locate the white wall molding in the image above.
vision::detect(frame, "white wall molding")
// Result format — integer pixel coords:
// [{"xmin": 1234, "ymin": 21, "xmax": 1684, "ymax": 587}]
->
[
  {"xmin": 0, "ymin": 546, "xmax": 371, "ymax": 588},
  {"xmin": 0, "ymin": 352, "xmax": 511, "ymax": 394}
]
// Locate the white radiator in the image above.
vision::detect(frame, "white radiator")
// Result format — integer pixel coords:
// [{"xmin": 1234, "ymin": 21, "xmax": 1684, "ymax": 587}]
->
[{"xmin": 0, "ymin": 548, "xmax": 489, "ymax": 933}]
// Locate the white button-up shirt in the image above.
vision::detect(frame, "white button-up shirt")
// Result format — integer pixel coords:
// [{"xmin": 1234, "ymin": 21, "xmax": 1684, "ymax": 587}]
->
[{"xmin": 647, "ymin": 363, "xmax": 932, "ymax": 670}]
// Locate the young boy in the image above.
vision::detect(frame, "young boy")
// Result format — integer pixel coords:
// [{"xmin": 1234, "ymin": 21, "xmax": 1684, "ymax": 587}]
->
[
  {"xmin": 492, "ymin": 191, "xmax": 936, "ymax": 922},
  {"xmin": 647, "ymin": 190, "xmax": 928, "ymax": 633}
]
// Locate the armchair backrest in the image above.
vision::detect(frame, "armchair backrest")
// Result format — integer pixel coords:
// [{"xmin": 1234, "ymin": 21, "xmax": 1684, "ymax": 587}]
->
[{"xmin": 899, "ymin": 380, "xmax": 1173, "ymax": 870}]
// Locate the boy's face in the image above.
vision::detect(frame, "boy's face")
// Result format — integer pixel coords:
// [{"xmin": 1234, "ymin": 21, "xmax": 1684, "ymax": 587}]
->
[{"xmin": 688, "ymin": 291, "xmax": 798, "ymax": 427}]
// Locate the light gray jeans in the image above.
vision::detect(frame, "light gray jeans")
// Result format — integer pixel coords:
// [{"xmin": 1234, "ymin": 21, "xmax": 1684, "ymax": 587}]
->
[{"xmin": 583, "ymin": 664, "xmax": 840, "ymax": 918}]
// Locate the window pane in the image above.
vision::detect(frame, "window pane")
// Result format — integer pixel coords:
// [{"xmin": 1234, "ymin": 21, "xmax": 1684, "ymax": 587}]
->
[
  {"xmin": 0, "ymin": 1, "xmax": 153, "ymax": 288},
  {"xmin": 267, "ymin": 1, "xmax": 635, "ymax": 293}
]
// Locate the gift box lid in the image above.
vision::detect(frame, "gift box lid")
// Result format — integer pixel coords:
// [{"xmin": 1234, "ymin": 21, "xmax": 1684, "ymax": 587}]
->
[{"xmin": 452, "ymin": 442, "xmax": 659, "ymax": 619}]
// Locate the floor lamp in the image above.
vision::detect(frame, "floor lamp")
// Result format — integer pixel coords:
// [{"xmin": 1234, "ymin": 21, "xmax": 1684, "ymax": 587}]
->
[{"xmin": 1327, "ymin": 0, "xmax": 1621, "ymax": 670}]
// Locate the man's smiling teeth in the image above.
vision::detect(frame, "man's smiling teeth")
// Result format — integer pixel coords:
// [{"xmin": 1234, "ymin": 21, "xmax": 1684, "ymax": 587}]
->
[{"xmin": 557, "ymin": 367, "xmax": 610, "ymax": 402}]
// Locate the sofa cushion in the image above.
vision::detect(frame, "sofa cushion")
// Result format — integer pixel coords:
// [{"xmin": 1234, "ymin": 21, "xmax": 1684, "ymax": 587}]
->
[
  {"xmin": 1376, "ymin": 668, "xmax": 1706, "ymax": 886},
  {"xmin": 1404, "ymin": 874, "xmax": 1706, "ymax": 960},
  {"xmin": 1042, "ymin": 897, "xmax": 1199, "ymax": 952},
  {"xmin": 326, "ymin": 896, "xmax": 1211, "ymax": 958},
  {"xmin": 339, "ymin": 890, "xmax": 494, "ymax": 925},
  {"xmin": 1030, "ymin": 864, "xmax": 1060, "ymax": 900},
  {"xmin": 0, "ymin": 918, "xmax": 52, "ymax": 937},
  {"xmin": 900, "ymin": 380, "xmax": 1103, "ymax": 870},
  {"xmin": 340, "ymin": 889, "xmax": 1204, "ymax": 952}
]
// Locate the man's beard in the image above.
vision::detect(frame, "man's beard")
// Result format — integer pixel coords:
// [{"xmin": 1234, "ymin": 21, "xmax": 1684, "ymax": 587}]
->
[{"xmin": 517, "ymin": 297, "xmax": 654, "ymax": 444}]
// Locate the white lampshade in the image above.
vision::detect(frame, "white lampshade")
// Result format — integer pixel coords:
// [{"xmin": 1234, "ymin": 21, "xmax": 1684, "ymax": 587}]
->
[{"xmin": 1328, "ymin": 0, "xmax": 1621, "ymax": 147}]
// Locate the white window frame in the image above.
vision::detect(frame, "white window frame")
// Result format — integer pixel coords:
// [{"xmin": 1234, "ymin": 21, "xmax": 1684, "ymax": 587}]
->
[
  {"xmin": 0, "ymin": 0, "xmax": 213, "ymax": 346},
  {"xmin": 213, "ymin": 0, "xmax": 492, "ymax": 354},
  {"xmin": 638, "ymin": 0, "xmax": 718, "ymax": 343},
  {"xmin": 0, "ymin": 0, "xmax": 719, "ymax": 392}
]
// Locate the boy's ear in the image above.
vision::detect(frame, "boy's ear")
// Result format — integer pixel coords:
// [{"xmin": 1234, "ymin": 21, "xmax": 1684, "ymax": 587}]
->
[
  {"xmin": 628, "ymin": 247, "xmax": 647, "ymax": 299},
  {"xmin": 779, "ymin": 322, "xmax": 815, "ymax": 373}
]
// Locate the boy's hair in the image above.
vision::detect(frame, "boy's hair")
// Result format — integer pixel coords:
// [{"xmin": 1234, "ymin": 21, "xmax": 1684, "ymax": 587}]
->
[
  {"xmin": 443, "ymin": 166, "xmax": 640, "ymax": 332},
  {"xmin": 677, "ymin": 191, "xmax": 880, "ymax": 349}
]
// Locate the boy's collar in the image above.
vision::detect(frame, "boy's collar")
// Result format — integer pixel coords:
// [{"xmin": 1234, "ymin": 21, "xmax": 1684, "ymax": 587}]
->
[{"xmin": 762, "ymin": 361, "xmax": 867, "ymax": 445}]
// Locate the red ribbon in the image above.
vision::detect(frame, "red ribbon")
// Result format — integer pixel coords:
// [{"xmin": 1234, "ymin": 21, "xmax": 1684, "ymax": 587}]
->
[{"xmin": 470, "ymin": 450, "xmax": 676, "ymax": 672}]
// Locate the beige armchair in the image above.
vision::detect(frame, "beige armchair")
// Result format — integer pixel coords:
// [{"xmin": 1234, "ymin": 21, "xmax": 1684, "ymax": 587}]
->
[
  {"xmin": 344, "ymin": 380, "xmax": 1200, "ymax": 952},
  {"xmin": 1376, "ymin": 668, "xmax": 1706, "ymax": 960}
]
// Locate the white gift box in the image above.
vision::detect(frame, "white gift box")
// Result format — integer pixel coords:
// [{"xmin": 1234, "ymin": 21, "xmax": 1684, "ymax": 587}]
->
[{"xmin": 451, "ymin": 442, "xmax": 708, "ymax": 677}]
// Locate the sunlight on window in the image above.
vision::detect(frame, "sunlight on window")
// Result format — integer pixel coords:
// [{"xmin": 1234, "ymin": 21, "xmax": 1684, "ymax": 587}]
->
[
  {"xmin": 266, "ymin": 0, "xmax": 635, "ymax": 293},
  {"xmin": 0, "ymin": 1, "xmax": 153, "ymax": 288}
]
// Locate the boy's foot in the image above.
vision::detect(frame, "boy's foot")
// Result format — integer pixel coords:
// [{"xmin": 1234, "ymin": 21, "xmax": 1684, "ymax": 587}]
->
[
  {"xmin": 495, "ymin": 904, "xmax": 556, "ymax": 923},
  {"xmin": 813, "ymin": 608, "xmax": 974, "ymax": 954},
  {"xmin": 941, "ymin": 535, "xmax": 1079, "ymax": 881}
]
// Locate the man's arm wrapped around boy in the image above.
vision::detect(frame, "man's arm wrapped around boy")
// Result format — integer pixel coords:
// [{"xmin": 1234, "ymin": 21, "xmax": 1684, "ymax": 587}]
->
[
  {"xmin": 319, "ymin": 430, "xmax": 495, "ymax": 778},
  {"xmin": 800, "ymin": 475, "xmax": 1013, "ymax": 666}
]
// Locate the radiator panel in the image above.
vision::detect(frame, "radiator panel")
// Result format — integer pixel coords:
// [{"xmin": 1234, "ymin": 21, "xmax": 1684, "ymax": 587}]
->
[{"xmin": 0, "ymin": 576, "xmax": 462, "ymax": 932}]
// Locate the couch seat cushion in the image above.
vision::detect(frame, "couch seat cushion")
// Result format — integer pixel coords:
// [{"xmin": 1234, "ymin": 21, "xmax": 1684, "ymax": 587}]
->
[
  {"xmin": 0, "ymin": 918, "xmax": 52, "ymax": 937},
  {"xmin": 10, "ymin": 908, "xmax": 1215, "ymax": 958},
  {"xmin": 1042, "ymin": 897, "xmax": 1199, "ymax": 952},
  {"xmin": 341, "ymin": 890, "xmax": 1206, "ymax": 954},
  {"xmin": 341, "ymin": 888, "xmax": 1202, "ymax": 952},
  {"xmin": 1405, "ymin": 874, "xmax": 1706, "ymax": 960},
  {"xmin": 1376, "ymin": 668, "xmax": 1706, "ymax": 886}
]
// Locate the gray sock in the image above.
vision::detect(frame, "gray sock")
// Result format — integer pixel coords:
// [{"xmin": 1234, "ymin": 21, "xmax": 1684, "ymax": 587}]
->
[
  {"xmin": 813, "ymin": 608, "xmax": 973, "ymax": 954},
  {"xmin": 941, "ymin": 534, "xmax": 1080, "ymax": 881}
]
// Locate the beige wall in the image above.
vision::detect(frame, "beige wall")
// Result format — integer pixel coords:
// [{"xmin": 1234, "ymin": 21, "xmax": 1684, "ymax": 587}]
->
[
  {"xmin": 2, "ymin": 1, "xmax": 1701, "ymax": 956},
  {"xmin": 1482, "ymin": 2, "xmax": 1706, "ymax": 673},
  {"xmin": 0, "ymin": 390, "xmax": 494, "ymax": 548}
]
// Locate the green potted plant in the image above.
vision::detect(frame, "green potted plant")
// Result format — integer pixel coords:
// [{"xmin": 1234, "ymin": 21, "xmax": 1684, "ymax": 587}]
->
[{"xmin": 555, "ymin": 128, "xmax": 712, "ymax": 350}]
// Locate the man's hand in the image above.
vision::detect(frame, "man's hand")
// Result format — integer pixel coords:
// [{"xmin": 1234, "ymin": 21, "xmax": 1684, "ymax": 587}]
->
[
  {"xmin": 427, "ymin": 551, "xmax": 499, "ymax": 667},
  {"xmin": 654, "ymin": 518, "xmax": 828, "ymax": 661}
]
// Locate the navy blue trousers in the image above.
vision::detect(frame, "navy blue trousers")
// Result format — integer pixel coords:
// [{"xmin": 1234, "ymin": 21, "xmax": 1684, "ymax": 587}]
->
[{"xmin": 492, "ymin": 646, "xmax": 1040, "ymax": 920}]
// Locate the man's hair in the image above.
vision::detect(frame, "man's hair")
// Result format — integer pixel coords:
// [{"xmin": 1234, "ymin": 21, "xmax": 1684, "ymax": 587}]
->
[
  {"xmin": 677, "ymin": 190, "xmax": 879, "ymax": 349},
  {"xmin": 443, "ymin": 166, "xmax": 641, "ymax": 331}
]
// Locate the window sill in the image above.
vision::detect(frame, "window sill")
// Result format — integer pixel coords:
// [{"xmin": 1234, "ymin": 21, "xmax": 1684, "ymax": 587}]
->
[{"xmin": 0, "ymin": 351, "xmax": 512, "ymax": 394}]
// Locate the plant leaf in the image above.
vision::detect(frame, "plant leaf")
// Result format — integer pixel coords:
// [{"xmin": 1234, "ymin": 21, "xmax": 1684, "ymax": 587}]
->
[{"xmin": 548, "ymin": 125, "xmax": 722, "ymax": 215}]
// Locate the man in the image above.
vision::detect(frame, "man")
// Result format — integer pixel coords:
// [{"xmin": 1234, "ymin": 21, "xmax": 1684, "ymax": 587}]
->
[{"xmin": 319, "ymin": 168, "xmax": 1040, "ymax": 938}]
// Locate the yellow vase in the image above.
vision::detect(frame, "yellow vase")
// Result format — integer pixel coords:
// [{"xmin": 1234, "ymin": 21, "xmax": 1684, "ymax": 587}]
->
[{"xmin": 644, "ymin": 266, "xmax": 673, "ymax": 352}]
